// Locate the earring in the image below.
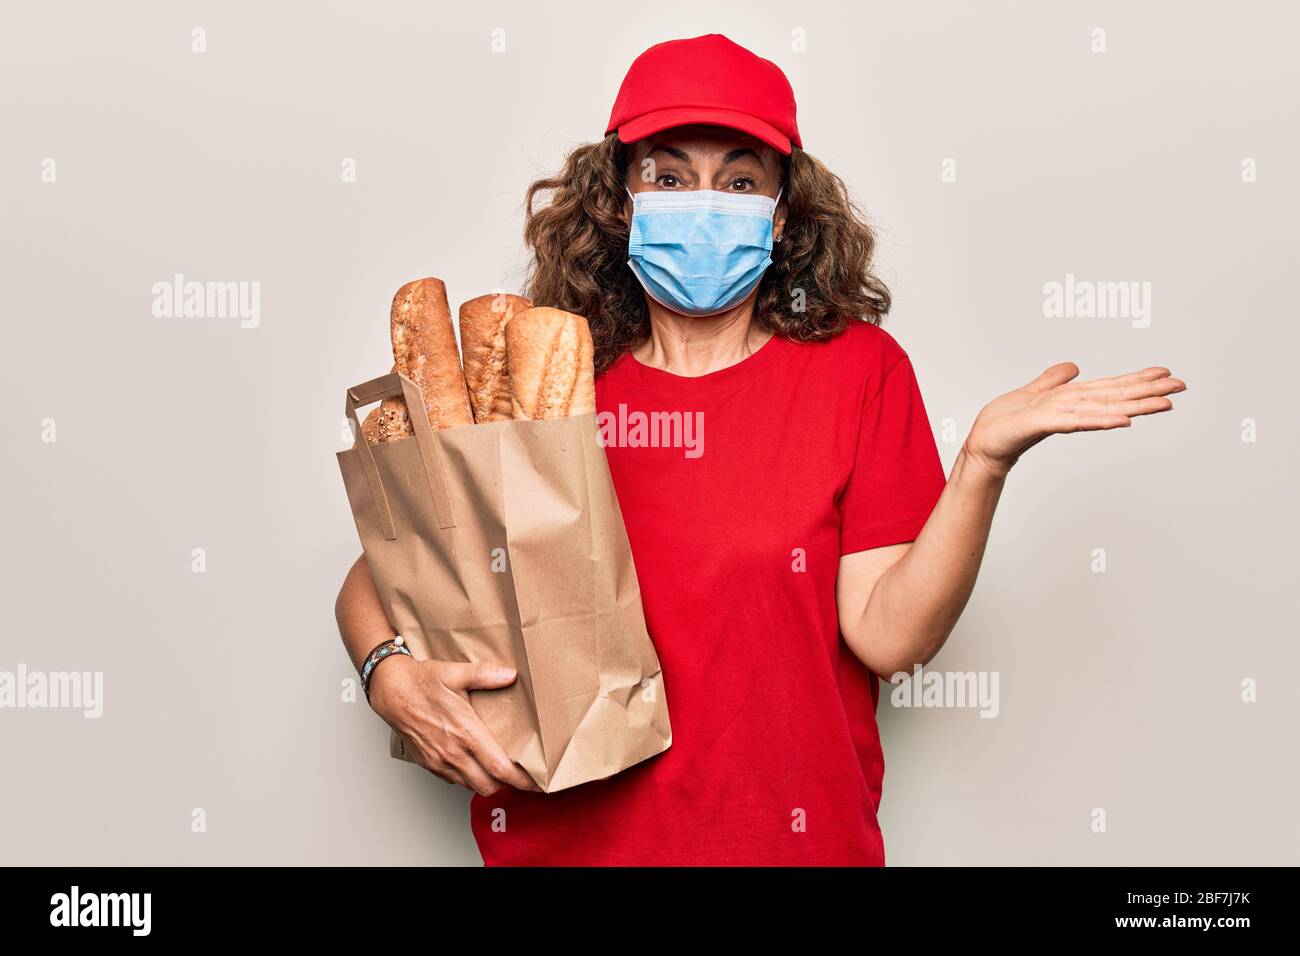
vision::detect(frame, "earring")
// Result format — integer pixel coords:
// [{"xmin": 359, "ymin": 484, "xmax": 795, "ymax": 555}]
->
[{"xmin": 774, "ymin": 233, "xmax": 783, "ymax": 243}]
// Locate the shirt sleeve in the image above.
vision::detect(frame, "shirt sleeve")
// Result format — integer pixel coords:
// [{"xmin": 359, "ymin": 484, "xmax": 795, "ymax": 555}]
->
[{"xmin": 838, "ymin": 353, "xmax": 948, "ymax": 555}]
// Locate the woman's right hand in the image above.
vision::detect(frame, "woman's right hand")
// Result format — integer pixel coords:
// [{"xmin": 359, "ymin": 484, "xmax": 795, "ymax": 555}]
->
[{"xmin": 367, "ymin": 655, "xmax": 542, "ymax": 795}]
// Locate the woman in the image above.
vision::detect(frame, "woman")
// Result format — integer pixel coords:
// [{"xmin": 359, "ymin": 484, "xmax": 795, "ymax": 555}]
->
[{"xmin": 335, "ymin": 34, "xmax": 1185, "ymax": 865}]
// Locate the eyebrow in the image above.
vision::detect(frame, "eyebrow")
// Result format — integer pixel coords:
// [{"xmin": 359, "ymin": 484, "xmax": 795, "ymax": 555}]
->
[
  {"xmin": 646, "ymin": 144, "xmax": 763, "ymax": 165},
  {"xmin": 647, "ymin": 145, "xmax": 690, "ymax": 162}
]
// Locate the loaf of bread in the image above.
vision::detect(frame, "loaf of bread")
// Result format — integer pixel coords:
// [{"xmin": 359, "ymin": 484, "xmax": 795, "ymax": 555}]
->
[
  {"xmin": 391, "ymin": 278, "xmax": 474, "ymax": 430},
  {"xmin": 504, "ymin": 307, "xmax": 596, "ymax": 420},
  {"xmin": 358, "ymin": 364, "xmax": 412, "ymax": 446},
  {"xmin": 354, "ymin": 278, "xmax": 473, "ymax": 446},
  {"xmin": 361, "ymin": 406, "xmax": 384, "ymax": 446},
  {"xmin": 459, "ymin": 293, "xmax": 533, "ymax": 423}
]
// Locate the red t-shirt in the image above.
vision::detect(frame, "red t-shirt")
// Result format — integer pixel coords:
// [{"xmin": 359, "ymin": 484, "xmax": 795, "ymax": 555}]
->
[{"xmin": 469, "ymin": 320, "xmax": 948, "ymax": 865}]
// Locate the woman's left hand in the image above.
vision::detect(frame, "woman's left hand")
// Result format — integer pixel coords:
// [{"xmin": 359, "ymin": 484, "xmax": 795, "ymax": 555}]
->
[{"xmin": 962, "ymin": 362, "xmax": 1187, "ymax": 479}]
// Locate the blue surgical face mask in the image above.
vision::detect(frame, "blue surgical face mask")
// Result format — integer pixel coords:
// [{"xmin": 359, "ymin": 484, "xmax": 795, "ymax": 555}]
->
[{"xmin": 626, "ymin": 186, "xmax": 781, "ymax": 317}]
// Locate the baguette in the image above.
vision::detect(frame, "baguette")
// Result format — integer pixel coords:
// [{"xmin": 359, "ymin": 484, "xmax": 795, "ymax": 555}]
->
[
  {"xmin": 354, "ymin": 278, "xmax": 473, "ymax": 446},
  {"xmin": 389, "ymin": 277, "xmax": 474, "ymax": 431},
  {"xmin": 504, "ymin": 307, "xmax": 596, "ymax": 420},
  {"xmin": 459, "ymin": 292, "xmax": 533, "ymax": 423}
]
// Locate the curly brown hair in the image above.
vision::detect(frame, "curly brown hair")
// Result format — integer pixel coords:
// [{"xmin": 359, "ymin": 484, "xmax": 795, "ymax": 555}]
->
[{"xmin": 523, "ymin": 133, "xmax": 891, "ymax": 374}]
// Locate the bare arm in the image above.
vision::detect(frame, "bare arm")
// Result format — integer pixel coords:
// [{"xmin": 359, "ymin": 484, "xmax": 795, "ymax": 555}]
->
[
  {"xmin": 838, "ymin": 363, "xmax": 1186, "ymax": 677},
  {"xmin": 336, "ymin": 555, "xmax": 400, "ymax": 673},
  {"xmin": 836, "ymin": 447, "xmax": 1004, "ymax": 677},
  {"xmin": 335, "ymin": 554, "xmax": 540, "ymax": 794}
]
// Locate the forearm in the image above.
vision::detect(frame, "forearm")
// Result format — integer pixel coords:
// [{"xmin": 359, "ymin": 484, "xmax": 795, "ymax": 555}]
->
[
  {"xmin": 846, "ymin": 443, "xmax": 1007, "ymax": 676},
  {"xmin": 335, "ymin": 554, "xmax": 398, "ymax": 674}
]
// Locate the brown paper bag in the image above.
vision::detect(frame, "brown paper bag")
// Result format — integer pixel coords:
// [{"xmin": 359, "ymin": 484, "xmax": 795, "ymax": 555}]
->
[{"xmin": 336, "ymin": 371, "xmax": 672, "ymax": 793}]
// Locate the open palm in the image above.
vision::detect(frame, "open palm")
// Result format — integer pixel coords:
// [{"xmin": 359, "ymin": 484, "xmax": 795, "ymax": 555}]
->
[{"xmin": 963, "ymin": 363, "xmax": 1187, "ymax": 478}]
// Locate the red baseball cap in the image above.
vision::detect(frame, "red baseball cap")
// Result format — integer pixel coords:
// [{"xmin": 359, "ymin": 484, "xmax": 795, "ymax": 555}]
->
[{"xmin": 605, "ymin": 34, "xmax": 802, "ymax": 155}]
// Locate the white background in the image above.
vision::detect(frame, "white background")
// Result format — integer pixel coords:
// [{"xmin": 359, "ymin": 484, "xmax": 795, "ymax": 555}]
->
[{"xmin": 1, "ymin": 0, "xmax": 1296, "ymax": 864}]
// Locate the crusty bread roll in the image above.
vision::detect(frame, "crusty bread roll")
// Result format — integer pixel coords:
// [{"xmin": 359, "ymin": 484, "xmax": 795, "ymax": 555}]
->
[
  {"xmin": 358, "ymin": 364, "xmax": 412, "ymax": 446},
  {"xmin": 459, "ymin": 293, "xmax": 533, "ymax": 423},
  {"xmin": 389, "ymin": 278, "xmax": 473, "ymax": 431},
  {"xmin": 504, "ymin": 307, "xmax": 596, "ymax": 420},
  {"xmin": 361, "ymin": 406, "xmax": 385, "ymax": 446}
]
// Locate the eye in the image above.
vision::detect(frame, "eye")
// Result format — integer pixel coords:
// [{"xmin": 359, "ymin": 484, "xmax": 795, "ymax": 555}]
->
[
  {"xmin": 727, "ymin": 177, "xmax": 756, "ymax": 192},
  {"xmin": 655, "ymin": 173, "xmax": 682, "ymax": 188}
]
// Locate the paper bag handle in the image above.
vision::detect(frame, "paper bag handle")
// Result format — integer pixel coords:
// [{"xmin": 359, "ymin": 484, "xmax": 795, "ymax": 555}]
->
[{"xmin": 345, "ymin": 372, "xmax": 456, "ymax": 539}]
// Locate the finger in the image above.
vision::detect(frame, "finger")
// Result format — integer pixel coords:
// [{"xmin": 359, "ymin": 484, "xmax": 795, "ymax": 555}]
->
[
  {"xmin": 1068, "ymin": 383, "xmax": 1177, "ymax": 416},
  {"xmin": 1077, "ymin": 367, "xmax": 1177, "ymax": 392},
  {"xmin": 440, "ymin": 660, "xmax": 519, "ymax": 693},
  {"xmin": 458, "ymin": 718, "xmax": 540, "ymax": 793},
  {"xmin": 1066, "ymin": 412, "xmax": 1133, "ymax": 432},
  {"xmin": 439, "ymin": 693, "xmax": 540, "ymax": 792},
  {"xmin": 398, "ymin": 732, "xmax": 472, "ymax": 789},
  {"xmin": 1042, "ymin": 382, "xmax": 1181, "ymax": 433},
  {"xmin": 1092, "ymin": 395, "xmax": 1176, "ymax": 419},
  {"xmin": 1067, "ymin": 376, "xmax": 1185, "ymax": 411},
  {"xmin": 444, "ymin": 744, "xmax": 506, "ymax": 797},
  {"xmin": 1114, "ymin": 377, "xmax": 1186, "ymax": 401},
  {"xmin": 430, "ymin": 761, "xmax": 472, "ymax": 790},
  {"xmin": 397, "ymin": 729, "xmax": 470, "ymax": 789},
  {"xmin": 1025, "ymin": 362, "xmax": 1080, "ymax": 393}
]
